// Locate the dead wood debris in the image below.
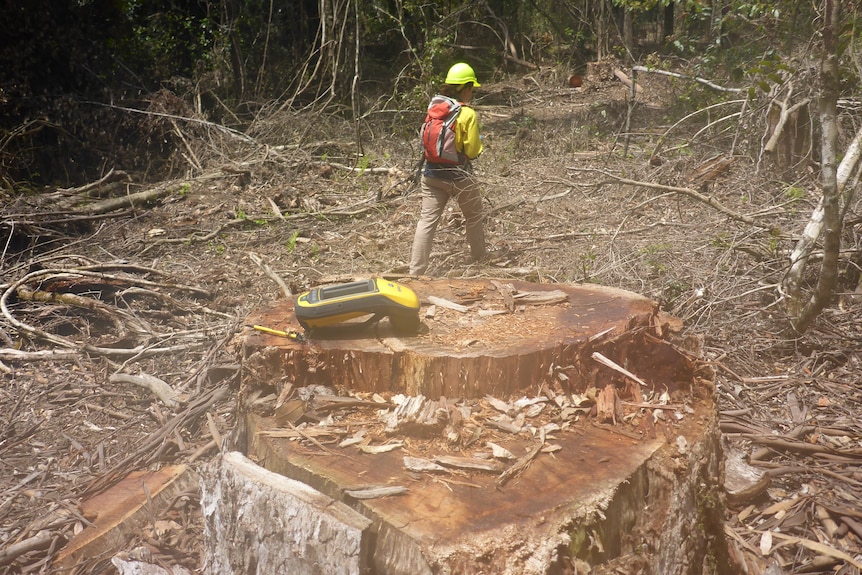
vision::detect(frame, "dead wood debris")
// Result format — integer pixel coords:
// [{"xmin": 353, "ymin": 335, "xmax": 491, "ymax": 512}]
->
[
  {"xmin": 253, "ymin": 373, "xmax": 693, "ymax": 492},
  {"xmin": 718, "ymin": 317, "xmax": 862, "ymax": 574},
  {"xmin": 0, "ymin": 256, "xmax": 238, "ymax": 573},
  {"xmin": 1, "ymin": 262, "xmax": 226, "ymax": 362},
  {"xmin": 3, "ymin": 70, "xmax": 862, "ymax": 574}
]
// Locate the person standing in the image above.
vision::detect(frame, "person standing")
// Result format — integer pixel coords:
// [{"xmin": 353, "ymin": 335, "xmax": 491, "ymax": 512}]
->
[{"xmin": 409, "ymin": 62, "xmax": 487, "ymax": 275}]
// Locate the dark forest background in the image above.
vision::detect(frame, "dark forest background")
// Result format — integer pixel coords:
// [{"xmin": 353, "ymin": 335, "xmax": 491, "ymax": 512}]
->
[{"xmin": 1, "ymin": 0, "xmax": 852, "ymax": 190}]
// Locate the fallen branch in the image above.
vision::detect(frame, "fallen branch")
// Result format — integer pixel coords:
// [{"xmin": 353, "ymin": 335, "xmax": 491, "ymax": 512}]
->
[
  {"xmin": 741, "ymin": 434, "xmax": 862, "ymax": 461},
  {"xmin": 73, "ymin": 185, "xmax": 178, "ymax": 215},
  {"xmin": 762, "ymin": 530, "xmax": 862, "ymax": 569},
  {"xmin": 592, "ymin": 351, "xmax": 647, "ymax": 386},
  {"xmin": 568, "ymin": 168, "xmax": 761, "ymax": 227},
  {"xmin": 315, "ymin": 161, "xmax": 406, "ymax": 178},
  {"xmin": 51, "ymin": 168, "xmax": 131, "ymax": 203},
  {"xmin": 426, "ymin": 295, "xmax": 469, "ymax": 312},
  {"xmin": 0, "ymin": 530, "xmax": 55, "ymax": 566},
  {"xmin": 90, "ymin": 102, "xmax": 255, "ymax": 143},
  {"xmin": 632, "ymin": 65, "xmax": 742, "ymax": 93},
  {"xmin": 764, "ymin": 94, "xmax": 811, "ymax": 155},
  {"xmin": 249, "ymin": 252, "xmax": 292, "ymax": 298},
  {"xmin": 81, "ymin": 385, "xmax": 230, "ymax": 498},
  {"xmin": 1, "ymin": 267, "xmax": 217, "ymax": 358},
  {"xmin": 647, "ymin": 100, "xmax": 748, "ymax": 159},
  {"xmin": 0, "ymin": 348, "xmax": 81, "ymax": 362},
  {"xmin": 109, "ymin": 373, "xmax": 180, "ymax": 407},
  {"xmin": 16, "ymin": 286, "xmax": 150, "ymax": 338}
]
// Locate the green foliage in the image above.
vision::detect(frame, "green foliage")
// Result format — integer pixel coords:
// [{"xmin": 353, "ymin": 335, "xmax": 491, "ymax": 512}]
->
[
  {"xmin": 784, "ymin": 185, "xmax": 805, "ymax": 201},
  {"xmin": 711, "ymin": 233, "xmax": 732, "ymax": 249},
  {"xmin": 356, "ymin": 154, "xmax": 371, "ymax": 175},
  {"xmin": 121, "ymin": 1, "xmax": 214, "ymax": 81},
  {"xmin": 575, "ymin": 248, "xmax": 597, "ymax": 282},
  {"xmin": 234, "ymin": 206, "xmax": 267, "ymax": 225},
  {"xmin": 208, "ymin": 240, "xmax": 226, "ymax": 255},
  {"xmin": 640, "ymin": 243, "xmax": 670, "ymax": 277},
  {"xmin": 2, "ymin": 0, "xmax": 860, "ymax": 191},
  {"xmin": 286, "ymin": 230, "xmax": 301, "ymax": 254}
]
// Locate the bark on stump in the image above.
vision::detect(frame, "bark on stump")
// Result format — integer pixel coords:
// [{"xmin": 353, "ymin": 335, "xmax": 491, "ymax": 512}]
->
[
  {"xmin": 201, "ymin": 451, "xmax": 372, "ymax": 575},
  {"xmin": 218, "ymin": 277, "xmax": 726, "ymax": 574}
]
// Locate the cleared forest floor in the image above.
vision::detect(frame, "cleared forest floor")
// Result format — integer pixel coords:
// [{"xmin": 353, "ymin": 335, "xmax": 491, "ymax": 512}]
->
[{"xmin": 2, "ymin": 63, "xmax": 861, "ymax": 574}]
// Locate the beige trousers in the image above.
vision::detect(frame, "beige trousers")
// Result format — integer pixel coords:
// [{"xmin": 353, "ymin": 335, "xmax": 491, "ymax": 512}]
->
[{"xmin": 409, "ymin": 174, "xmax": 486, "ymax": 275}]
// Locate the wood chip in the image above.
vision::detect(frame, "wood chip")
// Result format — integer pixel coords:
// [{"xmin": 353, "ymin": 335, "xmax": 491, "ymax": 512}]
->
[
  {"xmin": 358, "ymin": 442, "xmax": 403, "ymax": 454},
  {"xmin": 403, "ymin": 456, "xmax": 449, "ymax": 473},
  {"xmin": 487, "ymin": 442, "xmax": 516, "ymax": 460},
  {"xmin": 425, "ymin": 295, "xmax": 469, "ymax": 312},
  {"xmin": 485, "ymin": 395, "xmax": 511, "ymax": 414},
  {"xmin": 109, "ymin": 373, "xmax": 179, "ymax": 407},
  {"xmin": 496, "ymin": 428, "xmax": 545, "ymax": 487},
  {"xmin": 433, "ymin": 455, "xmax": 504, "ymax": 473},
  {"xmin": 759, "ymin": 530, "xmax": 773, "ymax": 556},
  {"xmin": 511, "ymin": 289, "xmax": 568, "ymax": 305},
  {"xmin": 486, "ymin": 417, "xmax": 522, "ymax": 434},
  {"xmin": 338, "ymin": 430, "xmax": 366, "ymax": 448},
  {"xmin": 490, "ymin": 280, "xmax": 516, "ymax": 312},
  {"xmin": 591, "ymin": 352, "xmax": 648, "ymax": 386},
  {"xmin": 344, "ymin": 485, "xmax": 408, "ymax": 499},
  {"xmin": 381, "ymin": 395, "xmax": 443, "ymax": 434}
]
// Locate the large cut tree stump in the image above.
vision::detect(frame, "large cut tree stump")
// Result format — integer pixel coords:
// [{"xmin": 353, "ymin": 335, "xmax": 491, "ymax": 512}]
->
[{"xmin": 215, "ymin": 277, "xmax": 726, "ymax": 575}]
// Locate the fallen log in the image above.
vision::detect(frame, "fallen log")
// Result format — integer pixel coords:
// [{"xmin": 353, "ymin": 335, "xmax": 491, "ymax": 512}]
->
[{"xmin": 73, "ymin": 184, "xmax": 178, "ymax": 215}]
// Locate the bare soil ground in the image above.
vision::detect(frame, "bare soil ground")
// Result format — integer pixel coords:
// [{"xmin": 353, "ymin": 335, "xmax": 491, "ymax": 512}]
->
[{"xmin": 2, "ymin": 64, "xmax": 861, "ymax": 574}]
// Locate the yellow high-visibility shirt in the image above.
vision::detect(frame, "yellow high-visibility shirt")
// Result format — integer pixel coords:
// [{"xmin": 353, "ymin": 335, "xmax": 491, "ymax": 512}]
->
[{"xmin": 454, "ymin": 105, "xmax": 483, "ymax": 160}]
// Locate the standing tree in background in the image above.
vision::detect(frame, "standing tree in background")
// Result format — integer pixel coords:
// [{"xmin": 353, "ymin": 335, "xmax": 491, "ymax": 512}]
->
[{"xmin": 781, "ymin": 0, "xmax": 861, "ymax": 333}]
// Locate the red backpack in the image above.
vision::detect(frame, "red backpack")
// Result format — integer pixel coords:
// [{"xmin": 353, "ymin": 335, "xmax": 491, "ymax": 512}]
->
[{"xmin": 420, "ymin": 95, "xmax": 463, "ymax": 165}]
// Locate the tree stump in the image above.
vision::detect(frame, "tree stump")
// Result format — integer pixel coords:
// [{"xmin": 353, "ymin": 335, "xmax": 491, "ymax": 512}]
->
[
  {"xmin": 217, "ymin": 277, "xmax": 726, "ymax": 574},
  {"xmin": 241, "ymin": 277, "xmax": 685, "ymax": 398}
]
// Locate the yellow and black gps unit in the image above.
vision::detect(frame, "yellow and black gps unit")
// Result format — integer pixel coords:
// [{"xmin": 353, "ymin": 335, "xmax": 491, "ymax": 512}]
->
[{"xmin": 294, "ymin": 278, "xmax": 420, "ymax": 333}]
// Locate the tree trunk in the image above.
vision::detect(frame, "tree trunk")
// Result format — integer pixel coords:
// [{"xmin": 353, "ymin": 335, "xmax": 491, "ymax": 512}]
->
[
  {"xmin": 785, "ymin": 0, "xmax": 841, "ymax": 333},
  {"xmin": 663, "ymin": 2, "xmax": 675, "ymax": 41}
]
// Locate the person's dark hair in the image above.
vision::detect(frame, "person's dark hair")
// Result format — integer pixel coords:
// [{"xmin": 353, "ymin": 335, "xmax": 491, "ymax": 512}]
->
[{"xmin": 440, "ymin": 82, "xmax": 472, "ymax": 99}]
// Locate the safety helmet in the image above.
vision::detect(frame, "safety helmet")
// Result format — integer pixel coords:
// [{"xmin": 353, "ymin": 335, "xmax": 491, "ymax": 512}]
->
[{"xmin": 445, "ymin": 62, "xmax": 481, "ymax": 87}]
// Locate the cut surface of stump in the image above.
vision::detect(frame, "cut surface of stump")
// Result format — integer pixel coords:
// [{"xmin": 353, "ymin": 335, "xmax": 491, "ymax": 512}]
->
[
  {"xmin": 242, "ymin": 277, "xmax": 683, "ymax": 398},
  {"xmin": 229, "ymin": 278, "xmax": 724, "ymax": 574}
]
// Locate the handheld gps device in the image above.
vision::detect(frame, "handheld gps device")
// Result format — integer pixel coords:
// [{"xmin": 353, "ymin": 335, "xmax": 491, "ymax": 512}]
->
[{"xmin": 294, "ymin": 278, "xmax": 420, "ymax": 333}]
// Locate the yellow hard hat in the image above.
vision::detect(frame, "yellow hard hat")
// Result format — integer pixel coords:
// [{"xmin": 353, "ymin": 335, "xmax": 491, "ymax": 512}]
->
[{"xmin": 445, "ymin": 62, "xmax": 481, "ymax": 87}]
